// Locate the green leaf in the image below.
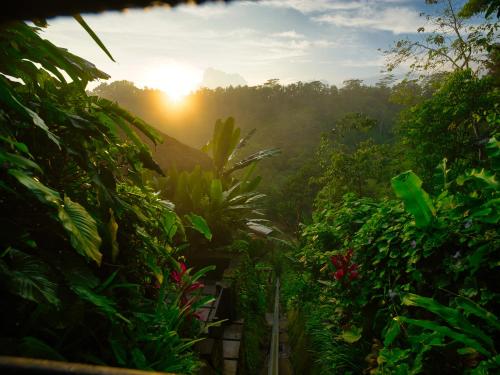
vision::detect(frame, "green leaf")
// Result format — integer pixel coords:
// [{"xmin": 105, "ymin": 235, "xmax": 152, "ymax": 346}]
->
[
  {"xmin": 20, "ymin": 337, "xmax": 65, "ymax": 361},
  {"xmin": 191, "ymin": 265, "xmax": 216, "ymax": 283},
  {"xmin": 108, "ymin": 209, "xmax": 119, "ymax": 262},
  {"xmin": 391, "ymin": 171, "xmax": 435, "ymax": 228},
  {"xmin": 161, "ymin": 210, "xmax": 178, "ymax": 241},
  {"xmin": 131, "ymin": 348, "xmax": 147, "ymax": 369},
  {"xmin": 109, "ymin": 338, "xmax": 127, "ymax": 366},
  {"xmin": 58, "ymin": 196, "xmax": 103, "ymax": 265},
  {"xmin": 0, "ymin": 149, "xmax": 41, "ymax": 173},
  {"xmin": 210, "ymin": 179, "xmax": 224, "ymax": 208},
  {"xmin": 71, "ymin": 285, "xmax": 129, "ymax": 323},
  {"xmin": 184, "ymin": 213, "xmax": 212, "ymax": 241},
  {"xmin": 73, "ymin": 15, "xmax": 115, "ymax": 62},
  {"xmin": 246, "ymin": 221, "xmax": 273, "ymax": 235},
  {"xmin": 402, "ymin": 293, "xmax": 493, "ymax": 349},
  {"xmin": 225, "ymin": 148, "xmax": 281, "ymax": 176},
  {"xmin": 0, "ymin": 249, "xmax": 60, "ymax": 306},
  {"xmin": 384, "ymin": 318, "xmax": 402, "ymax": 346},
  {"xmin": 458, "ymin": 169, "xmax": 498, "ymax": 190},
  {"xmin": 455, "ymin": 297, "xmax": 500, "ymax": 331},
  {"xmin": 397, "ymin": 316, "xmax": 490, "ymax": 356},
  {"xmin": 8, "ymin": 169, "xmax": 60, "ymax": 207},
  {"xmin": 0, "ymin": 76, "xmax": 59, "ymax": 147},
  {"xmin": 340, "ymin": 325, "xmax": 362, "ymax": 344}
]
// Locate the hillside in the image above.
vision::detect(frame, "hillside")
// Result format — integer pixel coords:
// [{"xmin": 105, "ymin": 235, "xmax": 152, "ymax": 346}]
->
[
  {"xmin": 138, "ymin": 129, "xmax": 212, "ymax": 172},
  {"xmin": 92, "ymin": 80, "xmax": 404, "ymax": 227}
]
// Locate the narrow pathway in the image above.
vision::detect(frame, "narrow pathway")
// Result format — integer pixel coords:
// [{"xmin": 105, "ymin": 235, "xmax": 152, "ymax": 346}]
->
[
  {"xmin": 264, "ymin": 279, "xmax": 293, "ymax": 375},
  {"xmin": 222, "ymin": 320, "xmax": 243, "ymax": 375},
  {"xmin": 195, "ymin": 278, "xmax": 245, "ymax": 374},
  {"xmin": 278, "ymin": 314, "xmax": 293, "ymax": 375}
]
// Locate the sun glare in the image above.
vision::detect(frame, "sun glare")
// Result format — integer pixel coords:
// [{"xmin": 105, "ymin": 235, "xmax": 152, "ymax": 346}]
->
[{"xmin": 142, "ymin": 63, "xmax": 202, "ymax": 104}]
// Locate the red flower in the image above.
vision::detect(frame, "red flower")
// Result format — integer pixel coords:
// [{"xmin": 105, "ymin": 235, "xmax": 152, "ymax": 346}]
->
[
  {"xmin": 334, "ymin": 269, "xmax": 345, "ymax": 280},
  {"xmin": 329, "ymin": 249, "xmax": 359, "ymax": 283},
  {"xmin": 170, "ymin": 262, "xmax": 188, "ymax": 284},
  {"xmin": 186, "ymin": 282, "xmax": 204, "ymax": 293},
  {"xmin": 330, "ymin": 255, "xmax": 343, "ymax": 269}
]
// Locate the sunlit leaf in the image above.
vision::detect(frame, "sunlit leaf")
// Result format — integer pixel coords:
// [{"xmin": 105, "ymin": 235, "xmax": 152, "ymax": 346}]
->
[
  {"xmin": 185, "ymin": 213, "xmax": 212, "ymax": 240},
  {"xmin": 58, "ymin": 196, "xmax": 103, "ymax": 265},
  {"xmin": 391, "ymin": 171, "xmax": 435, "ymax": 228},
  {"xmin": 73, "ymin": 14, "xmax": 115, "ymax": 62},
  {"xmin": 8, "ymin": 169, "xmax": 60, "ymax": 207},
  {"xmin": 108, "ymin": 209, "xmax": 119, "ymax": 262},
  {"xmin": 340, "ymin": 326, "xmax": 362, "ymax": 344}
]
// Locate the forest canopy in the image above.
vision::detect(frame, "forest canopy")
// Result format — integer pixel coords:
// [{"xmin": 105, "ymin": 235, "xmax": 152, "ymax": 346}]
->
[{"xmin": 1, "ymin": 0, "xmax": 499, "ymax": 374}]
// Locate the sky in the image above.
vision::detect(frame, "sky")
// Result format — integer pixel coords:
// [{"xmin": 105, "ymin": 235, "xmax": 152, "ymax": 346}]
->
[{"xmin": 40, "ymin": 0, "xmax": 453, "ymax": 98}]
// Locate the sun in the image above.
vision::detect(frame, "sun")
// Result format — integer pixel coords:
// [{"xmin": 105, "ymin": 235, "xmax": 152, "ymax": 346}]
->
[{"xmin": 142, "ymin": 63, "xmax": 202, "ymax": 104}]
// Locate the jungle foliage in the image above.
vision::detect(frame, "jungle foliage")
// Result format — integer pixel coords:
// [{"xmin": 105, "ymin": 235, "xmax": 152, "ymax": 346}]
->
[
  {"xmin": 281, "ymin": 1, "xmax": 500, "ymax": 374},
  {"xmin": 0, "ymin": 20, "xmax": 220, "ymax": 373},
  {"xmin": 93, "ymin": 75, "xmax": 404, "ymax": 231}
]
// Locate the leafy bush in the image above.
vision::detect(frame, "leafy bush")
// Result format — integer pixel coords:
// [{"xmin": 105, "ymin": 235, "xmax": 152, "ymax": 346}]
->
[
  {"xmin": 283, "ymin": 136, "xmax": 500, "ymax": 373},
  {"xmin": 0, "ymin": 21, "xmax": 210, "ymax": 372}
]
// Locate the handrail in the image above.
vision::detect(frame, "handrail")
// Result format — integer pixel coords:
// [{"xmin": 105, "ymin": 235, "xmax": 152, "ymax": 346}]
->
[
  {"xmin": 0, "ymin": 356, "xmax": 175, "ymax": 375},
  {"xmin": 268, "ymin": 278, "xmax": 280, "ymax": 375}
]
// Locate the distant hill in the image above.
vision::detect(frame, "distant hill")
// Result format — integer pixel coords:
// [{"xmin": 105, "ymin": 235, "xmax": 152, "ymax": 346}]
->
[
  {"xmin": 138, "ymin": 130, "xmax": 213, "ymax": 173},
  {"xmin": 92, "ymin": 81, "xmax": 213, "ymax": 172},
  {"xmin": 200, "ymin": 68, "xmax": 247, "ymax": 89},
  {"xmin": 92, "ymin": 79, "xmax": 403, "ymax": 224},
  {"xmin": 92, "ymin": 78, "xmax": 403, "ymax": 183}
]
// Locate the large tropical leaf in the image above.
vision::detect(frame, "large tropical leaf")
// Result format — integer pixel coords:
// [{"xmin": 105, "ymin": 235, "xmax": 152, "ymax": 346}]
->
[
  {"xmin": 71, "ymin": 284, "xmax": 129, "ymax": 323},
  {"xmin": 391, "ymin": 171, "xmax": 435, "ymax": 228},
  {"xmin": 108, "ymin": 209, "xmax": 119, "ymax": 262},
  {"xmin": 73, "ymin": 14, "xmax": 115, "ymax": 62},
  {"xmin": 246, "ymin": 221, "xmax": 273, "ymax": 235},
  {"xmin": 210, "ymin": 179, "xmax": 224, "ymax": 209},
  {"xmin": 396, "ymin": 316, "xmax": 490, "ymax": 356},
  {"xmin": 228, "ymin": 128, "xmax": 256, "ymax": 161},
  {"xmin": 0, "ymin": 77, "xmax": 60, "ymax": 147},
  {"xmin": 224, "ymin": 148, "xmax": 281, "ymax": 176},
  {"xmin": 0, "ymin": 248, "xmax": 60, "ymax": 306},
  {"xmin": 0, "ymin": 150, "xmax": 41, "ymax": 173},
  {"xmin": 402, "ymin": 293, "xmax": 493, "ymax": 348},
  {"xmin": 203, "ymin": 117, "xmax": 241, "ymax": 175},
  {"xmin": 184, "ymin": 213, "xmax": 212, "ymax": 241},
  {"xmin": 20, "ymin": 337, "xmax": 65, "ymax": 361},
  {"xmin": 455, "ymin": 297, "xmax": 500, "ymax": 331},
  {"xmin": 8, "ymin": 169, "xmax": 61, "ymax": 207},
  {"xmin": 58, "ymin": 196, "xmax": 103, "ymax": 265},
  {"xmin": 162, "ymin": 210, "xmax": 180, "ymax": 242}
]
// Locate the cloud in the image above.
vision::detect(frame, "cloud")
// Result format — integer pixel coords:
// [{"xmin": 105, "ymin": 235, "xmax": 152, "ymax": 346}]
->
[
  {"xmin": 243, "ymin": 33, "xmax": 336, "ymax": 62},
  {"xmin": 262, "ymin": 0, "xmax": 364, "ymax": 13},
  {"xmin": 272, "ymin": 30, "xmax": 306, "ymax": 39},
  {"xmin": 313, "ymin": 7, "xmax": 422, "ymax": 34},
  {"xmin": 175, "ymin": 3, "xmax": 229, "ymax": 18},
  {"xmin": 338, "ymin": 56, "xmax": 386, "ymax": 68},
  {"xmin": 263, "ymin": 0, "xmax": 423, "ymax": 34}
]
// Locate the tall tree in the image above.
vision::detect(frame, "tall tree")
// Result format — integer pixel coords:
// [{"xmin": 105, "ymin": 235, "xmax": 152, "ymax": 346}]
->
[{"xmin": 383, "ymin": 0, "xmax": 498, "ymax": 76}]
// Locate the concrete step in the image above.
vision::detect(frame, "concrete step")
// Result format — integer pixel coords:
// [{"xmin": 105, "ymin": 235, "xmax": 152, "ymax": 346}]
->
[
  {"xmin": 223, "ymin": 324, "xmax": 243, "ymax": 340},
  {"xmin": 222, "ymin": 339, "xmax": 240, "ymax": 359},
  {"xmin": 223, "ymin": 359, "xmax": 238, "ymax": 375},
  {"xmin": 195, "ymin": 338, "xmax": 215, "ymax": 355}
]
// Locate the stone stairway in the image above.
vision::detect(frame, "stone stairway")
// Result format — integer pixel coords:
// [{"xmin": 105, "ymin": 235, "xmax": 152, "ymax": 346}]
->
[
  {"xmin": 222, "ymin": 321, "xmax": 243, "ymax": 375},
  {"xmin": 194, "ymin": 281, "xmax": 244, "ymax": 375}
]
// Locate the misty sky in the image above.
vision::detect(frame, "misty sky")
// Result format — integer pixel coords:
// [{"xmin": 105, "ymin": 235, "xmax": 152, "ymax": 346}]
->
[{"xmin": 40, "ymin": 0, "xmax": 454, "ymax": 92}]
